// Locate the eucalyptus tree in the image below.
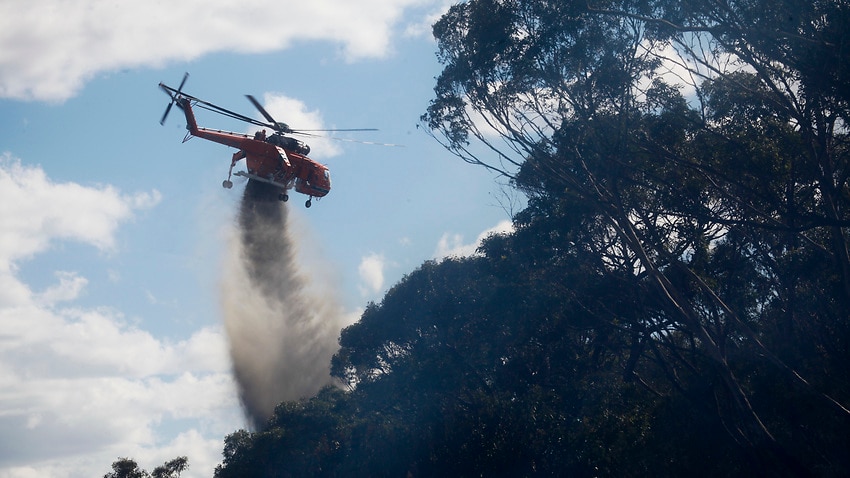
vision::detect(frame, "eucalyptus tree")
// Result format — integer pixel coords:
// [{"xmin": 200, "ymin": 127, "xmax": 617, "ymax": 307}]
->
[{"xmin": 423, "ymin": 0, "xmax": 850, "ymax": 472}]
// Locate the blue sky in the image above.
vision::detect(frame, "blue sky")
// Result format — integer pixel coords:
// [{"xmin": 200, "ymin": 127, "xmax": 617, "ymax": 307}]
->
[{"xmin": 0, "ymin": 1, "xmax": 517, "ymax": 476}]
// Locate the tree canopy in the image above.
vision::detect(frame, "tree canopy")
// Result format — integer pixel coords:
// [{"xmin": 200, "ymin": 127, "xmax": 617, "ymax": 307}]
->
[
  {"xmin": 214, "ymin": 0, "xmax": 850, "ymax": 476},
  {"xmin": 104, "ymin": 457, "xmax": 188, "ymax": 478}
]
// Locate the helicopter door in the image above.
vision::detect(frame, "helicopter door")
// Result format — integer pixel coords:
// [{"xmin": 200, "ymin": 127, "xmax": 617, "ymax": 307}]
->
[{"xmin": 275, "ymin": 146, "xmax": 291, "ymax": 168}]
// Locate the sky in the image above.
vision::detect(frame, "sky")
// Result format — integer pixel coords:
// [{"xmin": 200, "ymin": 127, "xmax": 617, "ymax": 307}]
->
[{"xmin": 0, "ymin": 0, "xmax": 516, "ymax": 476}]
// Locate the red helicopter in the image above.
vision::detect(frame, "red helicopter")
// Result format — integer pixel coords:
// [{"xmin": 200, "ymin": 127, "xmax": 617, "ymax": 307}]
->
[{"xmin": 159, "ymin": 73, "xmax": 377, "ymax": 207}]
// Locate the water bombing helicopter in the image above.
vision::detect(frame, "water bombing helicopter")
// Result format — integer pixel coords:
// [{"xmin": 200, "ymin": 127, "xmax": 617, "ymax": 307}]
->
[{"xmin": 159, "ymin": 73, "xmax": 382, "ymax": 208}]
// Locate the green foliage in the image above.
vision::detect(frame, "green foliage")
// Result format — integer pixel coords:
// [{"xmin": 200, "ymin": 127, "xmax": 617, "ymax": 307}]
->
[
  {"xmin": 105, "ymin": 458, "xmax": 148, "ymax": 478},
  {"xmin": 105, "ymin": 457, "xmax": 188, "ymax": 478},
  {"xmin": 215, "ymin": 0, "xmax": 850, "ymax": 476},
  {"xmin": 151, "ymin": 457, "xmax": 189, "ymax": 478}
]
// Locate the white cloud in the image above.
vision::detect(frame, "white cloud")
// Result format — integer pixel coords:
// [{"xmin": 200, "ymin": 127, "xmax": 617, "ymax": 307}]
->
[
  {"xmin": 402, "ymin": 0, "xmax": 454, "ymax": 38},
  {"xmin": 0, "ymin": 0, "xmax": 439, "ymax": 102},
  {"xmin": 35, "ymin": 271, "xmax": 88, "ymax": 305},
  {"xmin": 0, "ymin": 157, "xmax": 238, "ymax": 477},
  {"xmin": 251, "ymin": 94, "xmax": 344, "ymax": 160},
  {"xmin": 434, "ymin": 219, "xmax": 514, "ymax": 260},
  {"xmin": 358, "ymin": 252, "xmax": 386, "ymax": 297},
  {"xmin": 0, "ymin": 154, "xmax": 160, "ymax": 266}
]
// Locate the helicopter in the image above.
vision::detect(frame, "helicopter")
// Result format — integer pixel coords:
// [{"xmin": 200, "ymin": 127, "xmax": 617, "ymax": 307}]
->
[{"xmin": 158, "ymin": 73, "xmax": 378, "ymax": 208}]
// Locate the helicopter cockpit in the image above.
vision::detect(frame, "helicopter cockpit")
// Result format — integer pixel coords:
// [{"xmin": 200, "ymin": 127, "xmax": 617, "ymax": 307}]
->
[{"xmin": 267, "ymin": 133, "xmax": 311, "ymax": 156}]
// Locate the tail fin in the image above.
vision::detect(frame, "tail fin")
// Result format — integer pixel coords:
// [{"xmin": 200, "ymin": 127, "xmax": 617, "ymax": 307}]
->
[{"xmin": 179, "ymin": 98, "xmax": 200, "ymax": 135}]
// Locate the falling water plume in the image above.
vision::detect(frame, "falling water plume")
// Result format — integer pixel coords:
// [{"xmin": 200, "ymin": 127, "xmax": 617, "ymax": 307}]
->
[{"xmin": 220, "ymin": 180, "xmax": 343, "ymax": 429}]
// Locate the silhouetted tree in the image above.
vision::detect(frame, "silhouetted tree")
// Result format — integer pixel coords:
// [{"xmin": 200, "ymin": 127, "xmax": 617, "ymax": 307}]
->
[
  {"xmin": 422, "ymin": 0, "xmax": 850, "ymax": 473},
  {"xmin": 106, "ymin": 457, "xmax": 187, "ymax": 478},
  {"xmin": 151, "ymin": 456, "xmax": 188, "ymax": 478},
  {"xmin": 105, "ymin": 458, "xmax": 148, "ymax": 478}
]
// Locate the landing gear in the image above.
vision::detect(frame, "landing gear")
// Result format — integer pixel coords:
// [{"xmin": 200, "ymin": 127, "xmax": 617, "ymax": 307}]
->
[
  {"xmin": 305, "ymin": 198, "xmax": 312, "ymax": 208},
  {"xmin": 279, "ymin": 193, "xmax": 289, "ymax": 202},
  {"xmin": 226, "ymin": 153, "xmax": 240, "ymax": 189}
]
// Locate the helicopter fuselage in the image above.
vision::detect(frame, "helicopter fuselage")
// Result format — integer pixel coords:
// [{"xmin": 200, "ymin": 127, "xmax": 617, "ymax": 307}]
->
[{"xmin": 178, "ymin": 97, "xmax": 331, "ymax": 201}]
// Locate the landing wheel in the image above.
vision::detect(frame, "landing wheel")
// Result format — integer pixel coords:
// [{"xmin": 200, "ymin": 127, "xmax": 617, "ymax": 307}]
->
[
  {"xmin": 305, "ymin": 199, "xmax": 312, "ymax": 208},
  {"xmin": 278, "ymin": 193, "xmax": 289, "ymax": 202},
  {"xmin": 222, "ymin": 180, "xmax": 233, "ymax": 189}
]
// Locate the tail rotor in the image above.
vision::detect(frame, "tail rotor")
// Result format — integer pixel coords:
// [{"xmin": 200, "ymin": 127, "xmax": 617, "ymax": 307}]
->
[{"xmin": 159, "ymin": 72, "xmax": 189, "ymax": 125}]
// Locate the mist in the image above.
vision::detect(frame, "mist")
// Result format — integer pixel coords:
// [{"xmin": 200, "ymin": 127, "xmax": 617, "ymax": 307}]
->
[{"xmin": 220, "ymin": 180, "xmax": 345, "ymax": 429}]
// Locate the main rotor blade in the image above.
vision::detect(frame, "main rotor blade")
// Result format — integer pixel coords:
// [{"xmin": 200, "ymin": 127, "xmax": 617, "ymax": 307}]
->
[
  {"xmin": 192, "ymin": 100, "xmax": 271, "ymax": 129},
  {"xmin": 245, "ymin": 95, "xmax": 277, "ymax": 124},
  {"xmin": 291, "ymin": 130, "xmax": 403, "ymax": 147},
  {"xmin": 324, "ymin": 137, "xmax": 404, "ymax": 147},
  {"xmin": 291, "ymin": 128, "xmax": 379, "ymax": 133}
]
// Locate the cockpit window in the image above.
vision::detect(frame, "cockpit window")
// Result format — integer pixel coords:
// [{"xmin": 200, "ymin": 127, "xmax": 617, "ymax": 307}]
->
[{"xmin": 324, "ymin": 170, "xmax": 331, "ymax": 185}]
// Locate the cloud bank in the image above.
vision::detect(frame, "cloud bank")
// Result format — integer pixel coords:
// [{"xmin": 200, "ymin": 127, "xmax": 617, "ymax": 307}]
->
[
  {"xmin": 0, "ymin": 155, "xmax": 238, "ymax": 477},
  {"xmin": 0, "ymin": 0, "xmax": 438, "ymax": 102}
]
